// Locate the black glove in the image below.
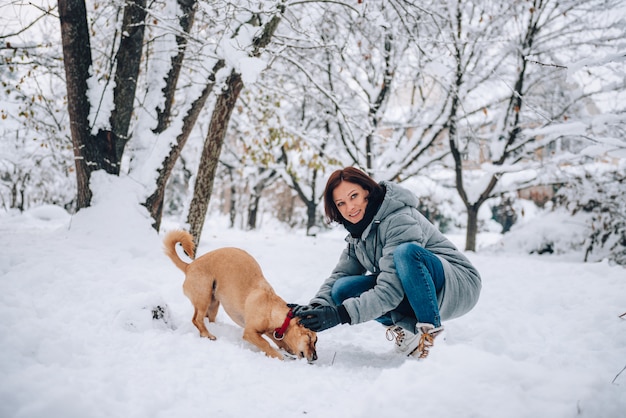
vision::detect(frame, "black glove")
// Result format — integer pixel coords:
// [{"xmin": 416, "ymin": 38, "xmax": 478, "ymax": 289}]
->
[
  {"xmin": 287, "ymin": 303, "xmax": 320, "ymax": 317},
  {"xmin": 294, "ymin": 305, "xmax": 350, "ymax": 332}
]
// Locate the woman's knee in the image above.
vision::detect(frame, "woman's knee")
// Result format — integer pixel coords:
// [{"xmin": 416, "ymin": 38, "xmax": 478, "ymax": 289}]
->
[
  {"xmin": 394, "ymin": 242, "xmax": 425, "ymax": 265},
  {"xmin": 331, "ymin": 275, "xmax": 376, "ymax": 304},
  {"xmin": 393, "ymin": 242, "xmax": 432, "ymax": 260},
  {"xmin": 330, "ymin": 283, "xmax": 348, "ymax": 305},
  {"xmin": 393, "ymin": 242, "xmax": 445, "ymax": 292}
]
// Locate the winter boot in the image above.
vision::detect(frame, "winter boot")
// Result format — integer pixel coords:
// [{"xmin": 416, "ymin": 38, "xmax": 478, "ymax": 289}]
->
[{"xmin": 386, "ymin": 323, "xmax": 444, "ymax": 359}]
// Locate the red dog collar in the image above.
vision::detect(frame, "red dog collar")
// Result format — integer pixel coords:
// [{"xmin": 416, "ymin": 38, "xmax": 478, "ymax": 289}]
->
[{"xmin": 273, "ymin": 308, "xmax": 295, "ymax": 340}]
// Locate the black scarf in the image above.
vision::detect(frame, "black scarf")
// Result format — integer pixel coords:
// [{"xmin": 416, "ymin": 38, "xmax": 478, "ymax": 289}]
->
[{"xmin": 342, "ymin": 186, "xmax": 386, "ymax": 238}]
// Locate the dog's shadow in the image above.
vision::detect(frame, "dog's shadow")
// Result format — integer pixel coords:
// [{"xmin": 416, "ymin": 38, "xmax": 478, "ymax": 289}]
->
[
  {"xmin": 182, "ymin": 318, "xmax": 405, "ymax": 368},
  {"xmin": 187, "ymin": 316, "xmax": 289, "ymax": 356},
  {"xmin": 129, "ymin": 304, "xmax": 408, "ymax": 368},
  {"xmin": 204, "ymin": 318, "xmax": 250, "ymax": 345}
]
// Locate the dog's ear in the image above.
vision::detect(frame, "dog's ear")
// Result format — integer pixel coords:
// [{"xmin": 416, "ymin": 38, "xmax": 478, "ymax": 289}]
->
[
  {"xmin": 291, "ymin": 316, "xmax": 305, "ymax": 326},
  {"xmin": 293, "ymin": 317, "xmax": 317, "ymax": 336},
  {"xmin": 289, "ymin": 316, "xmax": 311, "ymax": 333}
]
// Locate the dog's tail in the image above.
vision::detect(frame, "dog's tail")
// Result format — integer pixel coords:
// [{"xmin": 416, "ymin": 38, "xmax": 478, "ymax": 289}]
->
[{"xmin": 163, "ymin": 230, "xmax": 196, "ymax": 272}]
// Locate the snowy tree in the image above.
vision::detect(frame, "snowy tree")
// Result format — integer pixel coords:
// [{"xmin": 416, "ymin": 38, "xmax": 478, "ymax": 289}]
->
[
  {"xmin": 57, "ymin": 0, "xmax": 203, "ymax": 218},
  {"xmin": 184, "ymin": 4, "xmax": 285, "ymax": 243},
  {"xmin": 55, "ymin": 0, "xmax": 288, "ymax": 244},
  {"xmin": 233, "ymin": 1, "xmax": 441, "ymax": 233},
  {"xmin": 219, "ymin": 89, "xmax": 288, "ymax": 230},
  {"xmin": 1, "ymin": 1, "xmax": 74, "ymax": 211},
  {"xmin": 432, "ymin": 0, "xmax": 626, "ymax": 250}
]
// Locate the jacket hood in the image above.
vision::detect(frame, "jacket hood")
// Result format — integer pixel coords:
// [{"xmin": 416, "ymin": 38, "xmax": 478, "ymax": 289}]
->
[
  {"xmin": 352, "ymin": 181, "xmax": 418, "ymax": 240},
  {"xmin": 376, "ymin": 181, "xmax": 419, "ymax": 219}
]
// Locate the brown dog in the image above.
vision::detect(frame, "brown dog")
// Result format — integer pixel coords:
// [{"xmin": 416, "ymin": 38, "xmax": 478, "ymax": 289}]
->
[{"xmin": 163, "ymin": 230, "xmax": 317, "ymax": 362}]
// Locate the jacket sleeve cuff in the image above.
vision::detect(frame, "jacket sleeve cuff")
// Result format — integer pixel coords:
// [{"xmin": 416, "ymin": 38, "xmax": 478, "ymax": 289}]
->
[
  {"xmin": 337, "ymin": 304, "xmax": 351, "ymax": 324},
  {"xmin": 310, "ymin": 297, "xmax": 330, "ymax": 307}
]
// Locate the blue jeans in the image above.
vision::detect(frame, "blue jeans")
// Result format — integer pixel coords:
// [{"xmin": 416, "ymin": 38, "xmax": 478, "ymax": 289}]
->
[{"xmin": 330, "ymin": 242, "xmax": 444, "ymax": 328}]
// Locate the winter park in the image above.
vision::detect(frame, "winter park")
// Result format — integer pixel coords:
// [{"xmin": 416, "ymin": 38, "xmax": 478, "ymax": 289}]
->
[{"xmin": 1, "ymin": 1, "xmax": 626, "ymax": 418}]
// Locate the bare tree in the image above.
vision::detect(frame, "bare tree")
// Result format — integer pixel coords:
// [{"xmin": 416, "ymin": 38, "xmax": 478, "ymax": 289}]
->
[
  {"xmin": 144, "ymin": 58, "xmax": 224, "ymax": 230},
  {"xmin": 247, "ymin": 1, "xmax": 451, "ymax": 234},
  {"xmin": 441, "ymin": 0, "xmax": 626, "ymax": 250},
  {"xmin": 57, "ymin": 0, "xmax": 285, "ymax": 239},
  {"xmin": 186, "ymin": 8, "xmax": 285, "ymax": 246},
  {"xmin": 58, "ymin": 0, "xmax": 147, "ymax": 207}
]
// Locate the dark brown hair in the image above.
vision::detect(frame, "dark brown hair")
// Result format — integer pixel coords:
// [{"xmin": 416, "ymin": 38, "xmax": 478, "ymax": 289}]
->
[{"xmin": 323, "ymin": 167, "xmax": 384, "ymax": 223}]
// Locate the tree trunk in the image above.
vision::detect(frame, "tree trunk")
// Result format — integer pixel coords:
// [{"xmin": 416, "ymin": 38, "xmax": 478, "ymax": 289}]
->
[
  {"xmin": 465, "ymin": 205, "xmax": 479, "ymax": 252},
  {"xmin": 154, "ymin": 0, "xmax": 198, "ymax": 134},
  {"xmin": 305, "ymin": 201, "xmax": 318, "ymax": 236},
  {"xmin": 109, "ymin": 0, "xmax": 147, "ymax": 164},
  {"xmin": 10, "ymin": 183, "xmax": 17, "ymax": 209},
  {"xmin": 229, "ymin": 179, "xmax": 237, "ymax": 228},
  {"xmin": 281, "ymin": 145, "xmax": 322, "ymax": 235},
  {"xmin": 58, "ymin": 0, "xmax": 95, "ymax": 208},
  {"xmin": 246, "ymin": 169, "xmax": 278, "ymax": 230},
  {"xmin": 247, "ymin": 192, "xmax": 261, "ymax": 230},
  {"xmin": 143, "ymin": 60, "xmax": 225, "ymax": 230},
  {"xmin": 60, "ymin": 0, "xmax": 141, "ymax": 208},
  {"xmin": 186, "ymin": 71, "xmax": 244, "ymax": 246},
  {"xmin": 366, "ymin": 31, "xmax": 393, "ymax": 173}
]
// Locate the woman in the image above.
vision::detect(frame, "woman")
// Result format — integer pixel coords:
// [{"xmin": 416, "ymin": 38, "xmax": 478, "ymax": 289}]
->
[{"xmin": 292, "ymin": 167, "xmax": 481, "ymax": 359}]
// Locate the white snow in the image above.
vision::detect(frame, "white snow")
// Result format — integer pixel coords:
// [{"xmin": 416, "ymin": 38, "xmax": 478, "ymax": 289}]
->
[{"xmin": 1, "ymin": 174, "xmax": 625, "ymax": 418}]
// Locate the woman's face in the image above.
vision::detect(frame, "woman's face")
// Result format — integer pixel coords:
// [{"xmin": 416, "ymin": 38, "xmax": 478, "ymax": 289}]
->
[{"xmin": 332, "ymin": 180, "xmax": 369, "ymax": 224}]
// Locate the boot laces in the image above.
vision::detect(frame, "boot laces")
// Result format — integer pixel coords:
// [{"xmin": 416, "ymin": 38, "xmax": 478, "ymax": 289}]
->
[
  {"xmin": 415, "ymin": 332, "xmax": 435, "ymax": 359},
  {"xmin": 385, "ymin": 326, "xmax": 406, "ymax": 347}
]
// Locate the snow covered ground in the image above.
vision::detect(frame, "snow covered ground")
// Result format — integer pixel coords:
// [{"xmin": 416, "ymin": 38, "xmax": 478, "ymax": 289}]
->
[{"xmin": 1, "ymin": 175, "xmax": 625, "ymax": 418}]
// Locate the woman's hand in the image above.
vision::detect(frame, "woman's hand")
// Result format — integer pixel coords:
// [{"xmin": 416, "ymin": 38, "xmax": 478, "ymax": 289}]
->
[
  {"xmin": 292, "ymin": 304, "xmax": 350, "ymax": 332},
  {"xmin": 288, "ymin": 303, "xmax": 319, "ymax": 316}
]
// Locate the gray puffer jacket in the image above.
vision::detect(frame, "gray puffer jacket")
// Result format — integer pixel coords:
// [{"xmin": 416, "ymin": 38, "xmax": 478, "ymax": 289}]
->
[{"xmin": 310, "ymin": 181, "xmax": 481, "ymax": 328}]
